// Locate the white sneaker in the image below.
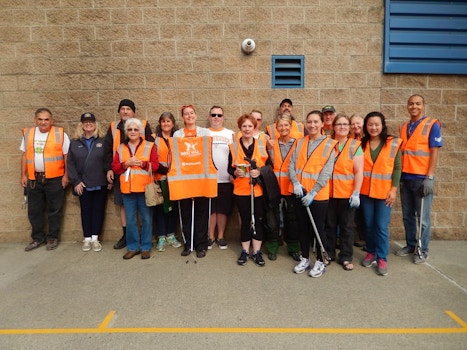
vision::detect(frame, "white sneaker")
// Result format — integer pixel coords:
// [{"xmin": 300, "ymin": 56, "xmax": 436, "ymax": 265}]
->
[
  {"xmin": 293, "ymin": 257, "xmax": 310, "ymax": 274},
  {"xmin": 82, "ymin": 240, "xmax": 91, "ymax": 252},
  {"xmin": 309, "ymin": 260, "xmax": 326, "ymax": 278},
  {"xmin": 91, "ymin": 241, "xmax": 102, "ymax": 252}
]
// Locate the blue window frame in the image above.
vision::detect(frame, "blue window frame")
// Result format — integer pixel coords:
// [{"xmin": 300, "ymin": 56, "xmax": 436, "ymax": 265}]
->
[
  {"xmin": 272, "ymin": 55, "xmax": 304, "ymax": 88},
  {"xmin": 384, "ymin": 0, "xmax": 467, "ymax": 74}
]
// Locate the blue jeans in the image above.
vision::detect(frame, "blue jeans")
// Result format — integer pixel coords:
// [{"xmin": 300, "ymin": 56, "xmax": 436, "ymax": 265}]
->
[
  {"xmin": 154, "ymin": 203, "xmax": 177, "ymax": 237},
  {"xmin": 400, "ymin": 179, "xmax": 433, "ymax": 253},
  {"xmin": 360, "ymin": 195, "xmax": 392, "ymax": 261},
  {"xmin": 122, "ymin": 193, "xmax": 153, "ymax": 252}
]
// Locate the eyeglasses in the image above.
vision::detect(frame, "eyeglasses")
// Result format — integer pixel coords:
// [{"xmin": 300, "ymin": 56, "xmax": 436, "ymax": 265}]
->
[
  {"xmin": 210, "ymin": 114, "xmax": 223, "ymax": 118},
  {"xmin": 335, "ymin": 123, "xmax": 350, "ymax": 127},
  {"xmin": 127, "ymin": 128, "xmax": 139, "ymax": 132}
]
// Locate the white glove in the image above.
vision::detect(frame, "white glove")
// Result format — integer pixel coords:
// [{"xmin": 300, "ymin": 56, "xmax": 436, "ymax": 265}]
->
[
  {"xmin": 349, "ymin": 191, "xmax": 360, "ymax": 208},
  {"xmin": 293, "ymin": 182, "xmax": 303, "ymax": 198},
  {"xmin": 301, "ymin": 190, "xmax": 317, "ymax": 207}
]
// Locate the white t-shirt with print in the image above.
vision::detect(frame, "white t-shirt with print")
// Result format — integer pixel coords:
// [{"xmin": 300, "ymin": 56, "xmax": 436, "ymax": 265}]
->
[
  {"xmin": 208, "ymin": 127, "xmax": 234, "ymax": 183},
  {"xmin": 20, "ymin": 127, "xmax": 70, "ymax": 172}
]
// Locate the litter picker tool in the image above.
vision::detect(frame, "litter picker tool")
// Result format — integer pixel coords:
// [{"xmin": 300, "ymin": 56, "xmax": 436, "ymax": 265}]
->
[
  {"xmin": 415, "ymin": 196, "xmax": 425, "ymax": 260},
  {"xmin": 188, "ymin": 198, "xmax": 197, "ymax": 263},
  {"xmin": 244, "ymin": 157, "xmax": 257, "ymax": 236},
  {"xmin": 300, "ymin": 188, "xmax": 330, "ymax": 262}
]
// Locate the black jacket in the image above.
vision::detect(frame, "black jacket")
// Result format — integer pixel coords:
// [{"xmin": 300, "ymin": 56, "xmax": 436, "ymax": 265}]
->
[{"xmin": 67, "ymin": 137, "xmax": 108, "ymax": 188}]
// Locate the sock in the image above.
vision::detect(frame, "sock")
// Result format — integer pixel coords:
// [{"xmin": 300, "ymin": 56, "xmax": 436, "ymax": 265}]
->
[
  {"xmin": 91, "ymin": 235, "xmax": 98, "ymax": 242},
  {"xmin": 84, "ymin": 237, "xmax": 91, "ymax": 242}
]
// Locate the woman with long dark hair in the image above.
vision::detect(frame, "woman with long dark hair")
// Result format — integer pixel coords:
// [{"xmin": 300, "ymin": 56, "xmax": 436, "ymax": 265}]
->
[{"xmin": 359, "ymin": 111, "xmax": 402, "ymax": 276}]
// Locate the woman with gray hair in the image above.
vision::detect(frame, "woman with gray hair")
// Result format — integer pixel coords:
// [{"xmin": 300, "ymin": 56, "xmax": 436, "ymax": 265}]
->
[{"xmin": 112, "ymin": 118, "xmax": 159, "ymax": 260}]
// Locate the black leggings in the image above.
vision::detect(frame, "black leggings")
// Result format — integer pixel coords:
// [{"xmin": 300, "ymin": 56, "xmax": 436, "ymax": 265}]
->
[
  {"xmin": 294, "ymin": 197, "xmax": 329, "ymax": 261},
  {"xmin": 235, "ymin": 195, "xmax": 265, "ymax": 242}
]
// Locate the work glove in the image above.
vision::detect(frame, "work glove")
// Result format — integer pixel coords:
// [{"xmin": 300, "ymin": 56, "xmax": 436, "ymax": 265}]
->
[
  {"xmin": 420, "ymin": 177, "xmax": 434, "ymax": 197},
  {"xmin": 301, "ymin": 190, "xmax": 317, "ymax": 207},
  {"xmin": 349, "ymin": 191, "xmax": 360, "ymax": 208},
  {"xmin": 293, "ymin": 182, "xmax": 304, "ymax": 198}
]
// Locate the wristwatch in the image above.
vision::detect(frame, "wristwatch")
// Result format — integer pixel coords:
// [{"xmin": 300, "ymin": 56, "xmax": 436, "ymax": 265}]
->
[{"xmin": 426, "ymin": 175, "xmax": 434, "ymax": 180}]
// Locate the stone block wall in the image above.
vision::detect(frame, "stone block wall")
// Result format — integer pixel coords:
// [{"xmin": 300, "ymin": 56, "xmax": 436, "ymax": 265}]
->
[{"xmin": 1, "ymin": 1, "xmax": 465, "ymax": 242}]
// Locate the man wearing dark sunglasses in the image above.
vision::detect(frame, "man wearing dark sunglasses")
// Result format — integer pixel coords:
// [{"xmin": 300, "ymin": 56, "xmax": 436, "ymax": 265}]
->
[{"xmin": 207, "ymin": 106, "xmax": 235, "ymax": 251}]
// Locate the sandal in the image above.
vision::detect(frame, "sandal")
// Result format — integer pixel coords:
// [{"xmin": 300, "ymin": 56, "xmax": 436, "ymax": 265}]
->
[{"xmin": 342, "ymin": 261, "xmax": 354, "ymax": 271}]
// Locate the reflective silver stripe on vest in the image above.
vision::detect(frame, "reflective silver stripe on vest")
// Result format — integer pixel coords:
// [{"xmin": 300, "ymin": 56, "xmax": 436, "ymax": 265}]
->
[
  {"xmin": 421, "ymin": 118, "xmax": 433, "ymax": 136},
  {"xmin": 24, "ymin": 128, "xmax": 33, "ymax": 164},
  {"xmin": 154, "ymin": 138, "xmax": 168, "ymax": 167},
  {"xmin": 389, "ymin": 137, "xmax": 400, "ymax": 158},
  {"xmin": 402, "ymin": 150, "xmax": 430, "ymax": 157},
  {"xmin": 231, "ymin": 141, "xmax": 251, "ymax": 177},
  {"xmin": 348, "ymin": 139, "xmax": 357, "ymax": 158},
  {"xmin": 363, "ymin": 172, "xmax": 392, "ymax": 180},
  {"xmin": 333, "ymin": 173, "xmax": 354, "ymax": 180}
]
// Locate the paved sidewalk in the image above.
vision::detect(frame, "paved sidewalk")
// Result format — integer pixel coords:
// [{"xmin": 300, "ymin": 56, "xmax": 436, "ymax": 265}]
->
[{"xmin": 0, "ymin": 240, "xmax": 466, "ymax": 349}]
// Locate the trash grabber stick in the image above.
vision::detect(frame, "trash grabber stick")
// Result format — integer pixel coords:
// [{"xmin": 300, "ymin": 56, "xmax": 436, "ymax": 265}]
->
[
  {"xmin": 244, "ymin": 157, "xmax": 257, "ymax": 236},
  {"xmin": 416, "ymin": 196, "xmax": 425, "ymax": 260},
  {"xmin": 178, "ymin": 200, "xmax": 186, "ymax": 244},
  {"xmin": 305, "ymin": 206, "xmax": 330, "ymax": 262},
  {"xmin": 250, "ymin": 181, "xmax": 256, "ymax": 236},
  {"xmin": 190, "ymin": 198, "xmax": 196, "ymax": 261}
]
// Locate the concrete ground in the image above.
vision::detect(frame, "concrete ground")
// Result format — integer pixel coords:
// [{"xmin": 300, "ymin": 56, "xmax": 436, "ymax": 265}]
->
[{"xmin": 0, "ymin": 240, "xmax": 466, "ymax": 350}]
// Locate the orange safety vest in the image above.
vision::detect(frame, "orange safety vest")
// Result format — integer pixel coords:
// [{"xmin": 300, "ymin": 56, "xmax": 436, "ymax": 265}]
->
[
  {"xmin": 154, "ymin": 136, "xmax": 170, "ymax": 181},
  {"xmin": 23, "ymin": 126, "xmax": 65, "ymax": 180},
  {"xmin": 361, "ymin": 136, "xmax": 402, "ymax": 200},
  {"xmin": 168, "ymin": 136, "xmax": 218, "ymax": 200},
  {"xmin": 267, "ymin": 120, "xmax": 304, "ymax": 140},
  {"xmin": 117, "ymin": 140, "xmax": 153, "ymax": 194},
  {"xmin": 229, "ymin": 138, "xmax": 268, "ymax": 197},
  {"xmin": 290, "ymin": 136, "xmax": 337, "ymax": 201},
  {"xmin": 400, "ymin": 117, "xmax": 438, "ymax": 175},
  {"xmin": 271, "ymin": 139, "xmax": 296, "ymax": 196},
  {"xmin": 111, "ymin": 120, "xmax": 148, "ymax": 155},
  {"xmin": 330, "ymin": 138, "xmax": 361, "ymax": 199}
]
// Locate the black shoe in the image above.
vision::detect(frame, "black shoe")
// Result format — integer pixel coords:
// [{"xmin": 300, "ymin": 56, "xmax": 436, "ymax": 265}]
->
[
  {"xmin": 353, "ymin": 241, "xmax": 365, "ymax": 248},
  {"xmin": 25, "ymin": 240, "xmax": 44, "ymax": 252},
  {"xmin": 46, "ymin": 239, "xmax": 59, "ymax": 251},
  {"xmin": 252, "ymin": 251, "xmax": 265, "ymax": 267},
  {"xmin": 113, "ymin": 235, "xmax": 126, "ymax": 250},
  {"xmin": 268, "ymin": 252, "xmax": 277, "ymax": 261},
  {"xmin": 196, "ymin": 250, "xmax": 206, "ymax": 258},
  {"xmin": 237, "ymin": 250, "xmax": 248, "ymax": 266},
  {"xmin": 181, "ymin": 247, "xmax": 191, "ymax": 256},
  {"xmin": 288, "ymin": 251, "xmax": 301, "ymax": 262}
]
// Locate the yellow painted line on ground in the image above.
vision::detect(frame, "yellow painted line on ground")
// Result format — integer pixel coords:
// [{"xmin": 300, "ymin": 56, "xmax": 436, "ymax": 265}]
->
[
  {"xmin": 98, "ymin": 310, "xmax": 115, "ymax": 330},
  {"xmin": 0, "ymin": 310, "xmax": 466, "ymax": 335}
]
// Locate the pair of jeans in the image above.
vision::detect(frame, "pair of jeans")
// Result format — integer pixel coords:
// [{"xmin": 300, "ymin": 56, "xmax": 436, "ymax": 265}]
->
[
  {"xmin": 400, "ymin": 179, "xmax": 433, "ymax": 253},
  {"xmin": 122, "ymin": 193, "xmax": 153, "ymax": 252},
  {"xmin": 154, "ymin": 203, "xmax": 177, "ymax": 237},
  {"xmin": 360, "ymin": 195, "xmax": 392, "ymax": 261},
  {"xmin": 79, "ymin": 188, "xmax": 107, "ymax": 237},
  {"xmin": 27, "ymin": 177, "xmax": 64, "ymax": 242},
  {"xmin": 325, "ymin": 198, "xmax": 355, "ymax": 263}
]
